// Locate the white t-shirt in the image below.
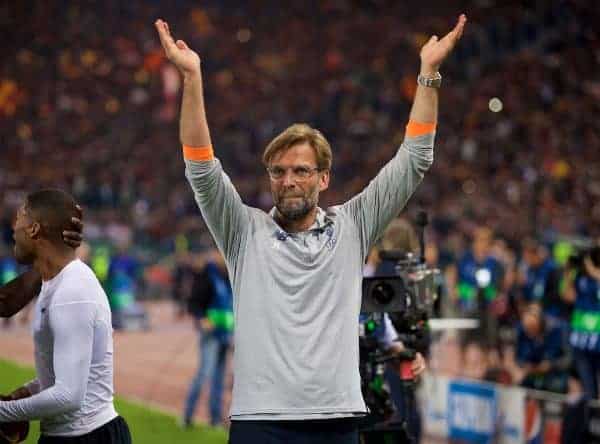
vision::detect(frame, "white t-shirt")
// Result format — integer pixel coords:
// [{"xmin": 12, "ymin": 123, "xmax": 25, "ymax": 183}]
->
[{"xmin": 0, "ymin": 259, "xmax": 117, "ymax": 436}]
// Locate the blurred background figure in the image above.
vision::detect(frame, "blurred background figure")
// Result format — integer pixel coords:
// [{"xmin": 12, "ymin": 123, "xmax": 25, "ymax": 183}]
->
[
  {"xmin": 183, "ymin": 249, "xmax": 233, "ymax": 428},
  {"xmin": 107, "ymin": 238, "xmax": 149, "ymax": 331},
  {"xmin": 448, "ymin": 227, "xmax": 505, "ymax": 346},
  {"xmin": 0, "ymin": 242, "xmax": 19, "ymax": 329},
  {"xmin": 565, "ymin": 242, "xmax": 600, "ymax": 400},
  {"xmin": 515, "ymin": 302, "xmax": 571, "ymax": 393},
  {"xmin": 518, "ymin": 237, "xmax": 566, "ymax": 321},
  {"xmin": 462, "ymin": 340, "xmax": 490, "ymax": 381}
]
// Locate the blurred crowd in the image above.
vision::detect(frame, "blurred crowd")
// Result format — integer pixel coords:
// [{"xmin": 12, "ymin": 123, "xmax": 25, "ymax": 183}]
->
[
  {"xmin": 2, "ymin": 0, "xmax": 599, "ymax": 252},
  {"xmin": 2, "ymin": 0, "xmax": 600, "ymax": 417}
]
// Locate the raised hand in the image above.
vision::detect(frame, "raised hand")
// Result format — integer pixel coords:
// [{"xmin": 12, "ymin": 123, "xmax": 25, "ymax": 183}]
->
[
  {"xmin": 420, "ymin": 14, "xmax": 467, "ymax": 75},
  {"xmin": 155, "ymin": 19, "xmax": 201, "ymax": 76}
]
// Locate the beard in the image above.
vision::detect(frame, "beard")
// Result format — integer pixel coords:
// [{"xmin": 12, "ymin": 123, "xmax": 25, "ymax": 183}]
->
[{"xmin": 274, "ymin": 192, "xmax": 318, "ymax": 221}]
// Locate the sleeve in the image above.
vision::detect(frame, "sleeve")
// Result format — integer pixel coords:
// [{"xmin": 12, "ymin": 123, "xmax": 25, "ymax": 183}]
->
[
  {"xmin": 0, "ymin": 301, "xmax": 96, "ymax": 422},
  {"xmin": 340, "ymin": 122, "xmax": 435, "ymax": 259},
  {"xmin": 24, "ymin": 380, "xmax": 41, "ymax": 396},
  {"xmin": 378, "ymin": 313, "xmax": 399, "ymax": 349},
  {"xmin": 183, "ymin": 146, "xmax": 251, "ymax": 270}
]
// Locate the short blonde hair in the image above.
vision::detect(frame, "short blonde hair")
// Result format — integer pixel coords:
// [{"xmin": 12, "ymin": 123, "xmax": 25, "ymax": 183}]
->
[{"xmin": 262, "ymin": 123, "xmax": 332, "ymax": 170}]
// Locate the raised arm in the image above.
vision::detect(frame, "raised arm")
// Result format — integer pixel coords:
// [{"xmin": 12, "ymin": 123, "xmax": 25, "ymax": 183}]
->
[
  {"xmin": 342, "ymin": 15, "xmax": 466, "ymax": 257},
  {"xmin": 155, "ymin": 19, "xmax": 249, "ymax": 268},
  {"xmin": 155, "ymin": 19, "xmax": 210, "ymax": 147},
  {"xmin": 410, "ymin": 14, "xmax": 466, "ymax": 124}
]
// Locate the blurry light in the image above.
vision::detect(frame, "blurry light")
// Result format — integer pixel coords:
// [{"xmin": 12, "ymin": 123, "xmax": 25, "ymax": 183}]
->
[
  {"xmin": 475, "ymin": 268, "xmax": 492, "ymax": 288},
  {"xmin": 488, "ymin": 97, "xmax": 503, "ymax": 113},
  {"xmin": 17, "ymin": 49, "xmax": 34, "ymax": 65},
  {"xmin": 17, "ymin": 123, "xmax": 32, "ymax": 140},
  {"xmin": 95, "ymin": 61, "xmax": 113, "ymax": 77},
  {"xmin": 236, "ymin": 28, "xmax": 252, "ymax": 43},
  {"xmin": 215, "ymin": 70, "xmax": 234, "ymax": 87},
  {"xmin": 462, "ymin": 179, "xmax": 476, "ymax": 195},
  {"xmin": 81, "ymin": 50, "xmax": 98, "ymax": 68},
  {"xmin": 105, "ymin": 98, "xmax": 120, "ymax": 113},
  {"xmin": 134, "ymin": 69, "xmax": 149, "ymax": 84}
]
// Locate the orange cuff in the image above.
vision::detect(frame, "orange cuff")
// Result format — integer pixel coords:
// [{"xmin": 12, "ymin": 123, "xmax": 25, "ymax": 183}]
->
[
  {"xmin": 406, "ymin": 121, "xmax": 436, "ymax": 137},
  {"xmin": 182, "ymin": 145, "xmax": 214, "ymax": 161}
]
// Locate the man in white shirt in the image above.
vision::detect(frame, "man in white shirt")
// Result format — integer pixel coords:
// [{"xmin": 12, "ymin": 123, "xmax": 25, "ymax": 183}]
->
[{"xmin": 0, "ymin": 189, "xmax": 131, "ymax": 444}]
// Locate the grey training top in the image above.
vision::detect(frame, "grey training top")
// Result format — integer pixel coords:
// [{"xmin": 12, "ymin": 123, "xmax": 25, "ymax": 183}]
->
[{"xmin": 185, "ymin": 131, "xmax": 434, "ymax": 420}]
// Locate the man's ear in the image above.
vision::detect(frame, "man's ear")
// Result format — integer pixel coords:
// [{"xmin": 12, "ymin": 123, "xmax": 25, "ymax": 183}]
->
[
  {"xmin": 28, "ymin": 222, "xmax": 41, "ymax": 239},
  {"xmin": 319, "ymin": 170, "xmax": 330, "ymax": 192}
]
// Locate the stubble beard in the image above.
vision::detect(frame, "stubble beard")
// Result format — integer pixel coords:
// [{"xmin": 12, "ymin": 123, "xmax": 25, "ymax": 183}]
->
[{"xmin": 275, "ymin": 191, "xmax": 318, "ymax": 222}]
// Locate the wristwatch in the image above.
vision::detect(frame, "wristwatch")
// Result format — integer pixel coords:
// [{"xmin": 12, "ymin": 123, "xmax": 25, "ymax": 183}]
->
[{"xmin": 417, "ymin": 71, "xmax": 442, "ymax": 88}]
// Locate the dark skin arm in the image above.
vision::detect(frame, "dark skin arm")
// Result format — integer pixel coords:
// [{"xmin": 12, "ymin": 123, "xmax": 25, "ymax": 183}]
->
[
  {"xmin": 0, "ymin": 211, "xmax": 83, "ymax": 318},
  {"xmin": 0, "ymin": 270, "xmax": 42, "ymax": 318}
]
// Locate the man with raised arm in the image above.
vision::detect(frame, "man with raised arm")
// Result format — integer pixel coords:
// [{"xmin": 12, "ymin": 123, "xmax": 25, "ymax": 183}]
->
[{"xmin": 156, "ymin": 14, "xmax": 466, "ymax": 444}]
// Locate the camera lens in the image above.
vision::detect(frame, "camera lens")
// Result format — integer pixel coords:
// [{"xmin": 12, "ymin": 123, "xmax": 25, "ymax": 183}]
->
[{"xmin": 372, "ymin": 282, "xmax": 394, "ymax": 306}]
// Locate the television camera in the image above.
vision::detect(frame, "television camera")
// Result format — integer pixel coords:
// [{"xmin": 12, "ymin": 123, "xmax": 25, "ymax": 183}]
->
[{"xmin": 359, "ymin": 211, "xmax": 440, "ymax": 444}]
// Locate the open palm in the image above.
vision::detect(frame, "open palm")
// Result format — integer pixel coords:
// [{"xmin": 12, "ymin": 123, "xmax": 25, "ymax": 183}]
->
[
  {"xmin": 155, "ymin": 19, "xmax": 200, "ymax": 75},
  {"xmin": 420, "ymin": 14, "xmax": 467, "ymax": 73}
]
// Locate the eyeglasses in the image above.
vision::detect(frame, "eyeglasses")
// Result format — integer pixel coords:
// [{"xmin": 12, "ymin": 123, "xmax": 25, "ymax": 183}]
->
[{"xmin": 267, "ymin": 166, "xmax": 322, "ymax": 181}]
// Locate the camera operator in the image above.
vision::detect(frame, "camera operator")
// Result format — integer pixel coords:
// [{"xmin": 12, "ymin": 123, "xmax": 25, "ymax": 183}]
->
[
  {"xmin": 564, "ymin": 243, "xmax": 600, "ymax": 399},
  {"xmin": 361, "ymin": 218, "xmax": 427, "ymax": 442},
  {"xmin": 363, "ymin": 221, "xmax": 427, "ymax": 375}
]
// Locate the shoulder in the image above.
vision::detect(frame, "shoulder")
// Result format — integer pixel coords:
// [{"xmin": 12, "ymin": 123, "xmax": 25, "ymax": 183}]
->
[
  {"xmin": 244, "ymin": 206, "xmax": 271, "ymax": 230},
  {"xmin": 51, "ymin": 260, "xmax": 104, "ymax": 306},
  {"xmin": 323, "ymin": 205, "xmax": 347, "ymax": 225}
]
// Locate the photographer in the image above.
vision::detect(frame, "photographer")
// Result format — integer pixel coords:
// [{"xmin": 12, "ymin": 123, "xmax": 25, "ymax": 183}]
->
[{"xmin": 565, "ymin": 243, "xmax": 600, "ymax": 399}]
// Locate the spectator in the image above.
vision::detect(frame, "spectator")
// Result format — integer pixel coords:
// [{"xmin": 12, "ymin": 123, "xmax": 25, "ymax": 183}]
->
[
  {"xmin": 515, "ymin": 302, "xmax": 571, "ymax": 393},
  {"xmin": 106, "ymin": 240, "xmax": 146, "ymax": 330},
  {"xmin": 183, "ymin": 249, "xmax": 233, "ymax": 428},
  {"xmin": 462, "ymin": 340, "xmax": 489, "ymax": 380},
  {"xmin": 566, "ymin": 243, "xmax": 600, "ymax": 399},
  {"xmin": 518, "ymin": 237, "xmax": 566, "ymax": 320},
  {"xmin": 449, "ymin": 227, "xmax": 505, "ymax": 345},
  {"xmin": 0, "ymin": 245, "xmax": 19, "ymax": 329}
]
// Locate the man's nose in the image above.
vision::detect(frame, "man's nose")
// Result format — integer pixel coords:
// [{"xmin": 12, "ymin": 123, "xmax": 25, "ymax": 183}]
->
[{"xmin": 281, "ymin": 170, "xmax": 297, "ymax": 186}]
